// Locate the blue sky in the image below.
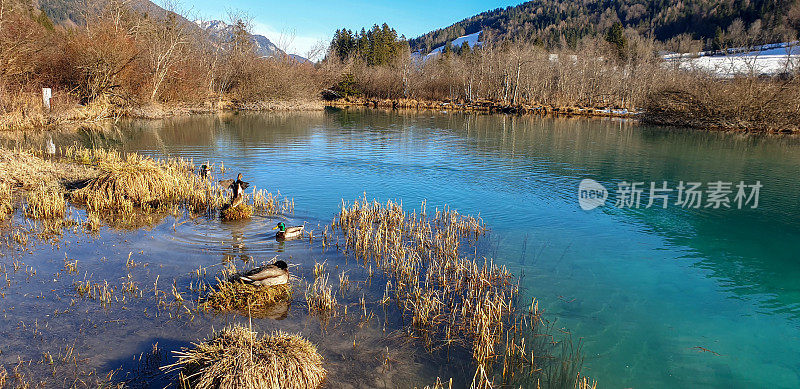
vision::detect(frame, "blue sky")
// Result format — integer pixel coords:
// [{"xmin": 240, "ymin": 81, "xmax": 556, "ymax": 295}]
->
[{"xmin": 173, "ymin": 0, "xmax": 523, "ymax": 56}]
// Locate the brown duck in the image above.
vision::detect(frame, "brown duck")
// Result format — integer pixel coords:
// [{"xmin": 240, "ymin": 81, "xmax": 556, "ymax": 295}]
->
[
  {"xmin": 220, "ymin": 173, "xmax": 250, "ymax": 207},
  {"xmin": 237, "ymin": 260, "xmax": 289, "ymax": 286}
]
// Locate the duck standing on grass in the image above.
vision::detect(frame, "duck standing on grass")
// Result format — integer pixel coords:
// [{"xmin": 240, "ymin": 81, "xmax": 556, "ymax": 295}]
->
[
  {"xmin": 219, "ymin": 173, "xmax": 249, "ymax": 207},
  {"xmin": 237, "ymin": 260, "xmax": 289, "ymax": 286},
  {"xmin": 273, "ymin": 222, "xmax": 304, "ymax": 240}
]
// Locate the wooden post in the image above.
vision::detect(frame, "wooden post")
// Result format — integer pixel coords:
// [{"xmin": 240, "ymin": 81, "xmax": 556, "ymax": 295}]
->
[{"xmin": 42, "ymin": 88, "xmax": 52, "ymax": 112}]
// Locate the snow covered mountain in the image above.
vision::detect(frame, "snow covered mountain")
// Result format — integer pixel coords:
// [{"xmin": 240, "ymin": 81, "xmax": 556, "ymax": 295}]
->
[{"xmin": 195, "ymin": 19, "xmax": 283, "ymax": 58}]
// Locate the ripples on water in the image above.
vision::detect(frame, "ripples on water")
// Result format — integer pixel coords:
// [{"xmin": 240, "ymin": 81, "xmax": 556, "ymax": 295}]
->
[{"xmin": 2, "ymin": 109, "xmax": 800, "ymax": 387}]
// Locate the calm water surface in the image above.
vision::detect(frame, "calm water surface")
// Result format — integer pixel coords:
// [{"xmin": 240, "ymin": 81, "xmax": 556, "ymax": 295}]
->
[{"xmin": 4, "ymin": 108, "xmax": 800, "ymax": 388}]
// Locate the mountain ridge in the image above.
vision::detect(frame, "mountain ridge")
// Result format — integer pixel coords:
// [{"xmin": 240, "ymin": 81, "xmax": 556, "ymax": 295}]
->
[{"xmin": 409, "ymin": 0, "xmax": 800, "ymax": 53}]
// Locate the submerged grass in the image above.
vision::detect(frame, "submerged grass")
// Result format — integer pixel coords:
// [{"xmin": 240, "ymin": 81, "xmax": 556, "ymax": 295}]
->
[
  {"xmin": 168, "ymin": 325, "xmax": 326, "ymax": 389},
  {"xmin": 330, "ymin": 195, "xmax": 593, "ymax": 387}
]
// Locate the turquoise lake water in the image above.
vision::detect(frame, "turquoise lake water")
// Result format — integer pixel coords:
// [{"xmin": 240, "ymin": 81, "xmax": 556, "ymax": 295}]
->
[
  {"xmin": 113, "ymin": 109, "xmax": 800, "ymax": 388},
  {"xmin": 5, "ymin": 108, "xmax": 798, "ymax": 387}
]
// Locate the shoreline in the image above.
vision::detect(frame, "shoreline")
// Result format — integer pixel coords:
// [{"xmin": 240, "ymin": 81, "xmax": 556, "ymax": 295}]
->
[
  {"xmin": 0, "ymin": 99, "xmax": 327, "ymax": 132},
  {"xmin": 5, "ymin": 96, "xmax": 798, "ymax": 134},
  {"xmin": 325, "ymin": 97, "xmax": 640, "ymax": 119}
]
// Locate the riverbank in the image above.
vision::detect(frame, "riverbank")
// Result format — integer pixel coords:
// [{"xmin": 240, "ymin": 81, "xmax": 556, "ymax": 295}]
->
[
  {"xmin": 0, "ymin": 95, "xmax": 325, "ymax": 132},
  {"xmin": 326, "ymin": 97, "xmax": 639, "ymax": 118}
]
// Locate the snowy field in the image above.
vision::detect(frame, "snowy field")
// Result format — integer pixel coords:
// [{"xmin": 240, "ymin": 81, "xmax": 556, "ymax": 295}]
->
[{"xmin": 663, "ymin": 42, "xmax": 800, "ymax": 76}]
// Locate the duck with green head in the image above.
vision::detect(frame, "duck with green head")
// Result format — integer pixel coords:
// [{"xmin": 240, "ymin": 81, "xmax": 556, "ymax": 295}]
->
[{"xmin": 273, "ymin": 222, "xmax": 303, "ymax": 240}]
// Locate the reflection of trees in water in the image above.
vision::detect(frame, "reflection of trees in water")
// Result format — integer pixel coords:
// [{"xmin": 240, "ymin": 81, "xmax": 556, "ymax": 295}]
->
[
  {"xmin": 444, "ymin": 113, "xmax": 800, "ymax": 319},
  {"xmin": 116, "ymin": 112, "xmax": 326, "ymax": 153}
]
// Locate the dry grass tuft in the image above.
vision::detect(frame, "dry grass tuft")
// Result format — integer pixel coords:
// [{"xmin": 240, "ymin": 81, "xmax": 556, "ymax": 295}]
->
[
  {"xmin": 168, "ymin": 325, "xmax": 326, "ymax": 389},
  {"xmin": 0, "ymin": 182, "xmax": 12, "ymax": 219},
  {"xmin": 331, "ymin": 195, "xmax": 579, "ymax": 386},
  {"xmin": 305, "ymin": 274, "xmax": 337, "ymax": 316},
  {"xmin": 202, "ymin": 280, "xmax": 292, "ymax": 319},
  {"xmin": 220, "ymin": 204, "xmax": 253, "ymax": 221},
  {"xmin": 24, "ymin": 184, "xmax": 65, "ymax": 219}
]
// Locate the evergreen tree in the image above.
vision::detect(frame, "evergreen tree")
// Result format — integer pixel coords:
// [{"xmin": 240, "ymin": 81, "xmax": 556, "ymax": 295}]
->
[
  {"xmin": 606, "ymin": 22, "xmax": 628, "ymax": 60},
  {"xmin": 459, "ymin": 41, "xmax": 471, "ymax": 55}
]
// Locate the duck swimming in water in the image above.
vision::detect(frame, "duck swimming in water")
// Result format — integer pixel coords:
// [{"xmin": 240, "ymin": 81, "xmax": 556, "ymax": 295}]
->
[
  {"xmin": 273, "ymin": 222, "xmax": 303, "ymax": 240},
  {"xmin": 237, "ymin": 260, "xmax": 289, "ymax": 286}
]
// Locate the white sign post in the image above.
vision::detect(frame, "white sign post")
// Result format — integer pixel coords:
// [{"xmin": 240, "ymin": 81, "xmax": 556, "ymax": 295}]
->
[{"xmin": 42, "ymin": 88, "xmax": 52, "ymax": 112}]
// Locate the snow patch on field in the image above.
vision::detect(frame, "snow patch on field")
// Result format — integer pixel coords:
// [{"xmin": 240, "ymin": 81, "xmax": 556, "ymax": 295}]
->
[{"xmin": 663, "ymin": 42, "xmax": 800, "ymax": 76}]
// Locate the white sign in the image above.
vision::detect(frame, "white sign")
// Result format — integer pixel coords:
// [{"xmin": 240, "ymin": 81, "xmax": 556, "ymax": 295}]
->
[{"xmin": 42, "ymin": 88, "xmax": 52, "ymax": 111}]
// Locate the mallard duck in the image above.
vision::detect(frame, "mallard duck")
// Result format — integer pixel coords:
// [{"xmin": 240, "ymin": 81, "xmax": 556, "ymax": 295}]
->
[
  {"xmin": 219, "ymin": 173, "xmax": 250, "ymax": 199},
  {"xmin": 237, "ymin": 260, "xmax": 289, "ymax": 286},
  {"xmin": 273, "ymin": 222, "xmax": 303, "ymax": 240},
  {"xmin": 199, "ymin": 164, "xmax": 212, "ymax": 179}
]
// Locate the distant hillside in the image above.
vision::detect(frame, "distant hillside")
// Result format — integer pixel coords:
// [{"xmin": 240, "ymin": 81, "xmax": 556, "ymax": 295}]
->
[
  {"xmin": 38, "ymin": 0, "xmax": 182, "ymax": 26},
  {"xmin": 38, "ymin": 0, "xmax": 286, "ymax": 58},
  {"xmin": 409, "ymin": 0, "xmax": 800, "ymax": 53}
]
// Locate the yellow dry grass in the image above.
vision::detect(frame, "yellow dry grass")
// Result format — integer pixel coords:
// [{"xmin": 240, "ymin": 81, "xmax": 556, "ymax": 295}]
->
[
  {"xmin": 0, "ymin": 182, "xmax": 12, "ymax": 219},
  {"xmin": 331, "ymin": 196, "xmax": 570, "ymax": 386},
  {"xmin": 168, "ymin": 325, "xmax": 326, "ymax": 389},
  {"xmin": 202, "ymin": 280, "xmax": 292, "ymax": 319},
  {"xmin": 0, "ymin": 148, "xmax": 95, "ymax": 191},
  {"xmin": 220, "ymin": 204, "xmax": 253, "ymax": 221},
  {"xmin": 305, "ymin": 273, "xmax": 337, "ymax": 316},
  {"xmin": 24, "ymin": 184, "xmax": 65, "ymax": 220},
  {"xmin": 69, "ymin": 150, "xmax": 187, "ymax": 213}
]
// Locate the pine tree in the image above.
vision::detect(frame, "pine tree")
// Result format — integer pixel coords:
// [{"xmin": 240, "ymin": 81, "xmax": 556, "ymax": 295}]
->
[
  {"xmin": 459, "ymin": 41, "xmax": 471, "ymax": 55},
  {"xmin": 605, "ymin": 22, "xmax": 627, "ymax": 60}
]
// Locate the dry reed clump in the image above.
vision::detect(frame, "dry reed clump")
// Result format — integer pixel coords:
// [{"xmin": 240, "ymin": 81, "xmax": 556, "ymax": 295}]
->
[
  {"xmin": 201, "ymin": 280, "xmax": 292, "ymax": 319},
  {"xmin": 70, "ymin": 152, "xmax": 186, "ymax": 213},
  {"xmin": 305, "ymin": 274, "xmax": 337, "ymax": 316},
  {"xmin": 167, "ymin": 325, "xmax": 326, "ymax": 389},
  {"xmin": 24, "ymin": 184, "xmax": 65, "ymax": 220},
  {"xmin": 220, "ymin": 204, "xmax": 253, "ymax": 221},
  {"xmin": 0, "ymin": 182, "xmax": 12, "ymax": 219},
  {"xmin": 331, "ymin": 195, "xmax": 575, "ymax": 386},
  {"xmin": 0, "ymin": 148, "xmax": 95, "ymax": 191},
  {"xmin": 252, "ymin": 188, "xmax": 295, "ymax": 216},
  {"xmin": 63, "ymin": 146, "xmax": 291, "ymax": 217}
]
